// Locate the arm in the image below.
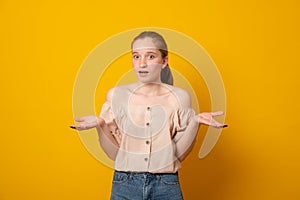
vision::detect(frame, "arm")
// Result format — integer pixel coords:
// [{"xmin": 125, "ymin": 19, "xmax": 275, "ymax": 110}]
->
[
  {"xmin": 174, "ymin": 116, "xmax": 199, "ymax": 161},
  {"xmin": 172, "ymin": 89, "xmax": 198, "ymax": 161},
  {"xmin": 70, "ymin": 116, "xmax": 120, "ymax": 160},
  {"xmin": 173, "ymin": 89, "xmax": 227, "ymax": 161},
  {"xmin": 70, "ymin": 88, "xmax": 120, "ymax": 160}
]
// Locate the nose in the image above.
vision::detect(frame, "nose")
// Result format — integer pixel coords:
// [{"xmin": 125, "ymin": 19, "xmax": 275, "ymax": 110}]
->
[{"xmin": 139, "ymin": 56, "xmax": 147, "ymax": 68}]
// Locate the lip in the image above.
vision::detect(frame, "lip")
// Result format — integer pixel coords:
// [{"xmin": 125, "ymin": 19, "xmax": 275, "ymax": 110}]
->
[
  {"xmin": 138, "ymin": 70, "xmax": 149, "ymax": 73},
  {"xmin": 138, "ymin": 71, "xmax": 149, "ymax": 77}
]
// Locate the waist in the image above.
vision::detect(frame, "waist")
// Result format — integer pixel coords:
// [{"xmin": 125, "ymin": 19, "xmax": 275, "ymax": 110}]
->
[{"xmin": 115, "ymin": 170, "xmax": 178, "ymax": 176}]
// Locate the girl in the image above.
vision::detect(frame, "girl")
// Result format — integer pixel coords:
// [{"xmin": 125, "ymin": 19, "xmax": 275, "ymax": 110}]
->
[{"xmin": 71, "ymin": 31, "xmax": 227, "ymax": 200}]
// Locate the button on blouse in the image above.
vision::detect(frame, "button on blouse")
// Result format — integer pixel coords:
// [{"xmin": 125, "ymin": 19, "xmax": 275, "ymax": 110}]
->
[{"xmin": 99, "ymin": 84, "xmax": 199, "ymax": 173}]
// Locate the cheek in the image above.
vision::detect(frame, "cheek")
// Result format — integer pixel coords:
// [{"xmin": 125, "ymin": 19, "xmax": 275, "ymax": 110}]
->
[
  {"xmin": 152, "ymin": 58, "xmax": 165, "ymax": 65},
  {"xmin": 147, "ymin": 63, "xmax": 163, "ymax": 72},
  {"xmin": 149, "ymin": 60, "xmax": 164, "ymax": 66},
  {"xmin": 132, "ymin": 60, "xmax": 138, "ymax": 67}
]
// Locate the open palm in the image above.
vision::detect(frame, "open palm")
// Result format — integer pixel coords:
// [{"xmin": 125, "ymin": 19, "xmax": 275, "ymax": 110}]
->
[
  {"xmin": 70, "ymin": 116, "xmax": 104, "ymax": 131},
  {"xmin": 194, "ymin": 111, "xmax": 227, "ymax": 128}
]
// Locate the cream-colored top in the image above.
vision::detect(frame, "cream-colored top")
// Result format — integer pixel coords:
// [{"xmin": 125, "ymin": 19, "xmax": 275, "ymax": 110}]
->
[{"xmin": 99, "ymin": 83, "xmax": 199, "ymax": 173}]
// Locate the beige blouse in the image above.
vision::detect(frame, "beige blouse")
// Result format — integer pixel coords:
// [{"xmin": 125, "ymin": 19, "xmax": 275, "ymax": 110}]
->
[{"xmin": 99, "ymin": 83, "xmax": 199, "ymax": 173}]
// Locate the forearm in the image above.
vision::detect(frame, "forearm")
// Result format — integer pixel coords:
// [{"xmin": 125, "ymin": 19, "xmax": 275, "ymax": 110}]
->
[
  {"xmin": 174, "ymin": 117, "xmax": 200, "ymax": 161},
  {"xmin": 96, "ymin": 118, "xmax": 120, "ymax": 160}
]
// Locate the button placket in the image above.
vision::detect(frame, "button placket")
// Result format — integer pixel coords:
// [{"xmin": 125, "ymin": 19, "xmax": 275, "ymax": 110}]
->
[
  {"xmin": 145, "ymin": 105, "xmax": 152, "ymax": 146},
  {"xmin": 145, "ymin": 106, "xmax": 151, "ymax": 126},
  {"xmin": 144, "ymin": 105, "xmax": 151, "ymax": 166}
]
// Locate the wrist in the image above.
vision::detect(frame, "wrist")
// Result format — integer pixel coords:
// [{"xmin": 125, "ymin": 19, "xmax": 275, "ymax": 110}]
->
[{"xmin": 96, "ymin": 117, "xmax": 105, "ymax": 126}]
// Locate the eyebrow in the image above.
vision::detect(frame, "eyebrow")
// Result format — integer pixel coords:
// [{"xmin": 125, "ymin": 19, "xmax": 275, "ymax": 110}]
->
[{"xmin": 132, "ymin": 51, "xmax": 159, "ymax": 54}]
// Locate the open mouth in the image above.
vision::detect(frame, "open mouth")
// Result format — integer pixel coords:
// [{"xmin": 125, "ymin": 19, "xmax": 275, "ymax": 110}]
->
[{"xmin": 138, "ymin": 71, "xmax": 149, "ymax": 74}]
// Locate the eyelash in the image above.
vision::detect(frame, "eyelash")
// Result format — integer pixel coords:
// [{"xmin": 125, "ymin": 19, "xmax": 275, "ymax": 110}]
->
[{"xmin": 133, "ymin": 55, "xmax": 156, "ymax": 59}]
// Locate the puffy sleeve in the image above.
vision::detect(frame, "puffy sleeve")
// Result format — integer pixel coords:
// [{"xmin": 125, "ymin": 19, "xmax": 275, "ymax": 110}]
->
[
  {"xmin": 96, "ymin": 91, "xmax": 122, "ymax": 160},
  {"xmin": 172, "ymin": 108, "xmax": 200, "ymax": 161}
]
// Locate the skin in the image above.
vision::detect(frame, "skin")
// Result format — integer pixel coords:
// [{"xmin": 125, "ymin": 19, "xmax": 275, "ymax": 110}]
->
[
  {"xmin": 132, "ymin": 37, "xmax": 168, "ymax": 84},
  {"xmin": 71, "ymin": 37, "xmax": 227, "ymax": 132}
]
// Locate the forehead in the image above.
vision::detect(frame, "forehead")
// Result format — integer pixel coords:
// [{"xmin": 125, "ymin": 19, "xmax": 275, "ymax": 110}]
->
[{"xmin": 132, "ymin": 38, "xmax": 158, "ymax": 52}]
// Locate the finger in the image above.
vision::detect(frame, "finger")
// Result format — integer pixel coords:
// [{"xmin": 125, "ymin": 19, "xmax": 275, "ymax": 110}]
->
[
  {"xmin": 70, "ymin": 125, "xmax": 77, "ymax": 129},
  {"xmin": 74, "ymin": 117, "xmax": 85, "ymax": 122},
  {"xmin": 214, "ymin": 124, "xmax": 228, "ymax": 129},
  {"xmin": 211, "ymin": 111, "xmax": 224, "ymax": 117},
  {"xmin": 70, "ymin": 124, "xmax": 85, "ymax": 130},
  {"xmin": 70, "ymin": 125, "xmax": 81, "ymax": 130},
  {"xmin": 198, "ymin": 113, "xmax": 211, "ymax": 120}
]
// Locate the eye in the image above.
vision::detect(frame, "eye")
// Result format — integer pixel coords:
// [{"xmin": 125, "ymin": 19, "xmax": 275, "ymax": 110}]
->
[
  {"xmin": 132, "ymin": 54, "xmax": 140, "ymax": 59},
  {"xmin": 148, "ymin": 54, "xmax": 156, "ymax": 59}
]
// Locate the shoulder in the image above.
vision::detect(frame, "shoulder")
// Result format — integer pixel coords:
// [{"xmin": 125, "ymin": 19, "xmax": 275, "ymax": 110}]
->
[
  {"xmin": 164, "ymin": 84, "xmax": 191, "ymax": 108},
  {"xmin": 106, "ymin": 83, "xmax": 136, "ymax": 101}
]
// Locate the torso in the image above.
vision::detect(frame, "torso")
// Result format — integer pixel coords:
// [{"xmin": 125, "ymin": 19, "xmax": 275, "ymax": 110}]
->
[{"xmin": 106, "ymin": 82, "xmax": 194, "ymax": 173}]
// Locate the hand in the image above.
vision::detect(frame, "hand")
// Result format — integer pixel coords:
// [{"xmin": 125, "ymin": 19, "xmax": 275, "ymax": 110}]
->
[
  {"xmin": 194, "ymin": 111, "xmax": 227, "ymax": 129},
  {"xmin": 70, "ymin": 116, "xmax": 104, "ymax": 131}
]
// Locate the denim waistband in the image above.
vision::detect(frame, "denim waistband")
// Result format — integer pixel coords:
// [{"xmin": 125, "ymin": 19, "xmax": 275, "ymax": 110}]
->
[
  {"xmin": 115, "ymin": 170, "xmax": 178, "ymax": 176},
  {"xmin": 111, "ymin": 170, "xmax": 183, "ymax": 199}
]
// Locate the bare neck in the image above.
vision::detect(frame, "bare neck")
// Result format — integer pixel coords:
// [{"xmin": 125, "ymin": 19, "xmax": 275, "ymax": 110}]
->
[{"xmin": 133, "ymin": 82, "xmax": 170, "ymax": 96}]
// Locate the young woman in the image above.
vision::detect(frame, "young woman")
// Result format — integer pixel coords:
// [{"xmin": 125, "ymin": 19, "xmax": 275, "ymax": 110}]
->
[{"xmin": 71, "ymin": 31, "xmax": 227, "ymax": 200}]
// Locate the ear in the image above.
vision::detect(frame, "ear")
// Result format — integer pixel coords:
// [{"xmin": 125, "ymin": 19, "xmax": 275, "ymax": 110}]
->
[{"xmin": 162, "ymin": 56, "xmax": 168, "ymax": 69}]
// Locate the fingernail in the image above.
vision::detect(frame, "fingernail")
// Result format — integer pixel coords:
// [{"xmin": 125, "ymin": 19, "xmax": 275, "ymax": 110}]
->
[
  {"xmin": 70, "ymin": 126, "xmax": 76, "ymax": 129},
  {"xmin": 223, "ymin": 125, "xmax": 228, "ymax": 128}
]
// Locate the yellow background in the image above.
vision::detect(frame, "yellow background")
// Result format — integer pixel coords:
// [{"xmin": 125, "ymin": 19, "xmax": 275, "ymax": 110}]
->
[{"xmin": 1, "ymin": 0, "xmax": 299, "ymax": 199}]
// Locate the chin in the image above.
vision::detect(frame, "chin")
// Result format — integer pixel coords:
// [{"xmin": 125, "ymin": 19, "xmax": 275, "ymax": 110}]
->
[{"xmin": 137, "ymin": 76, "xmax": 161, "ymax": 83}]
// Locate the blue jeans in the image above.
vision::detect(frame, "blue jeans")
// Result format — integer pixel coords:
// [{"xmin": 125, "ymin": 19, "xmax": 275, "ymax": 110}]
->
[{"xmin": 110, "ymin": 171, "xmax": 184, "ymax": 200}]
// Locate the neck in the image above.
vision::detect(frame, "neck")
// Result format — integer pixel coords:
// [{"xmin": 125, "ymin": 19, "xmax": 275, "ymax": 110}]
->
[{"xmin": 134, "ymin": 82, "xmax": 165, "ymax": 96}]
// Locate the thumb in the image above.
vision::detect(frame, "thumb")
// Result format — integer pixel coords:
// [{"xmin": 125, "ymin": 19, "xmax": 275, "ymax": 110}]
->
[
  {"xmin": 74, "ymin": 117, "xmax": 85, "ymax": 122},
  {"xmin": 211, "ymin": 111, "xmax": 224, "ymax": 117}
]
